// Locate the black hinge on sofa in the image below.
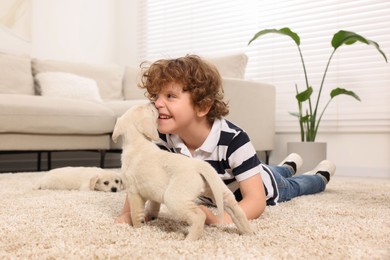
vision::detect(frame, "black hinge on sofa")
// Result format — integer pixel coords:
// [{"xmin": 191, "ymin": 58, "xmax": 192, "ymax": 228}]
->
[
  {"xmin": 37, "ymin": 151, "xmax": 51, "ymax": 171},
  {"xmin": 99, "ymin": 150, "xmax": 106, "ymax": 168}
]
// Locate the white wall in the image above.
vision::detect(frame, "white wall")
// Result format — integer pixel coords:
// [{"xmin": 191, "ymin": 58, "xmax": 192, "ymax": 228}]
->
[
  {"xmin": 0, "ymin": 28, "xmax": 31, "ymax": 55},
  {"xmin": 0, "ymin": 0, "xmax": 32, "ymax": 55},
  {"xmin": 31, "ymin": 0, "xmax": 118, "ymax": 64},
  {"xmin": 30, "ymin": 0, "xmax": 138, "ymax": 65},
  {"xmin": 116, "ymin": 0, "xmax": 139, "ymax": 67}
]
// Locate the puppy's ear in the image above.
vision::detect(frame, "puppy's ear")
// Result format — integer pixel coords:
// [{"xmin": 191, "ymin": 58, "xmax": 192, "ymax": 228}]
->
[
  {"xmin": 139, "ymin": 118, "xmax": 160, "ymax": 141},
  {"xmin": 112, "ymin": 117, "xmax": 123, "ymax": 143},
  {"xmin": 120, "ymin": 178, "xmax": 124, "ymax": 190},
  {"xmin": 89, "ymin": 175, "xmax": 100, "ymax": 190}
]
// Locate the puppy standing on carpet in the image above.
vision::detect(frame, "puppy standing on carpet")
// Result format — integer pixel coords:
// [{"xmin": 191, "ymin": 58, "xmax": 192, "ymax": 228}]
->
[
  {"xmin": 116, "ymin": 55, "xmax": 336, "ymax": 231},
  {"xmin": 34, "ymin": 167, "xmax": 123, "ymax": 192},
  {"xmin": 112, "ymin": 103, "xmax": 252, "ymax": 240}
]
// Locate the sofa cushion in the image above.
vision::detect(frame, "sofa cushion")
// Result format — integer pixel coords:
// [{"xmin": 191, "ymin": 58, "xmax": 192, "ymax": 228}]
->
[
  {"xmin": 0, "ymin": 52, "xmax": 34, "ymax": 95},
  {"xmin": 0, "ymin": 94, "xmax": 115, "ymax": 135},
  {"xmin": 36, "ymin": 72, "xmax": 103, "ymax": 102},
  {"xmin": 32, "ymin": 59, "xmax": 124, "ymax": 101},
  {"xmin": 206, "ymin": 53, "xmax": 248, "ymax": 79},
  {"xmin": 0, "ymin": 134, "xmax": 110, "ymax": 150}
]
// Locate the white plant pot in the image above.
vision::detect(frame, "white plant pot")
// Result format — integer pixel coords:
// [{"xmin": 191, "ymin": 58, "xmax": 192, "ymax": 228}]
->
[{"xmin": 287, "ymin": 142, "xmax": 327, "ymax": 174}]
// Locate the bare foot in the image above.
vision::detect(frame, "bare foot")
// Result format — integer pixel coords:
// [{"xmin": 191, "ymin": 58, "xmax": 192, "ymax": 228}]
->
[{"xmin": 115, "ymin": 212, "xmax": 133, "ymax": 225}]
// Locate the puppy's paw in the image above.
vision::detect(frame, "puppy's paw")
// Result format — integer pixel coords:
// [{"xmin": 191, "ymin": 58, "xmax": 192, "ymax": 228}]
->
[
  {"xmin": 132, "ymin": 212, "xmax": 146, "ymax": 228},
  {"xmin": 145, "ymin": 201, "xmax": 160, "ymax": 221},
  {"xmin": 144, "ymin": 214, "xmax": 157, "ymax": 222}
]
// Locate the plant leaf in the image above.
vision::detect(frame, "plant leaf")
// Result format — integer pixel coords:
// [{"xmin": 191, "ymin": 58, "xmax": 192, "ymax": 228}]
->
[
  {"xmin": 331, "ymin": 30, "xmax": 388, "ymax": 62},
  {"xmin": 301, "ymin": 114, "xmax": 309, "ymax": 123},
  {"xmin": 248, "ymin": 27, "xmax": 300, "ymax": 46},
  {"xmin": 289, "ymin": 112, "xmax": 300, "ymax": 118},
  {"xmin": 296, "ymin": 87, "xmax": 313, "ymax": 102},
  {"xmin": 330, "ymin": 87, "xmax": 361, "ymax": 101}
]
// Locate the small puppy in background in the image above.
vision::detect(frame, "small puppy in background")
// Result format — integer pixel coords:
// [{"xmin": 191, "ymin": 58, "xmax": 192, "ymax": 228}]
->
[{"xmin": 34, "ymin": 167, "xmax": 123, "ymax": 192}]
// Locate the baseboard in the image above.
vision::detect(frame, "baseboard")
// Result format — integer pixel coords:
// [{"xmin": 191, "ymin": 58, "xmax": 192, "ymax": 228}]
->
[{"xmin": 336, "ymin": 165, "xmax": 390, "ymax": 179}]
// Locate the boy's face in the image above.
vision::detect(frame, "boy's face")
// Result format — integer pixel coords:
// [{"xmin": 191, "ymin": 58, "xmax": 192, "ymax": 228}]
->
[{"xmin": 154, "ymin": 82, "xmax": 203, "ymax": 135}]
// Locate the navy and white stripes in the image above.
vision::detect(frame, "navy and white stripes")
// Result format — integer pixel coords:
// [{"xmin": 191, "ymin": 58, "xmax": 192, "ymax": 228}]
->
[{"xmin": 155, "ymin": 118, "xmax": 278, "ymax": 205}]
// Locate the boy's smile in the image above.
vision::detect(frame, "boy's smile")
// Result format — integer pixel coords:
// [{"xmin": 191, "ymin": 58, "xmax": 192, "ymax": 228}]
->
[{"xmin": 158, "ymin": 113, "xmax": 172, "ymax": 119}]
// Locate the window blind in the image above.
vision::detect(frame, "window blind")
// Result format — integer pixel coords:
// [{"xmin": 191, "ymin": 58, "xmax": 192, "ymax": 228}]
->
[{"xmin": 137, "ymin": 0, "xmax": 390, "ymax": 133}]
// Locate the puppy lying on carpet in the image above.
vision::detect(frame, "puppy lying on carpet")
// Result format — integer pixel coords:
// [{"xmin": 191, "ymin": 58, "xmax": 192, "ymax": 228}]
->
[
  {"xmin": 34, "ymin": 167, "xmax": 123, "ymax": 192},
  {"xmin": 112, "ymin": 103, "xmax": 252, "ymax": 240}
]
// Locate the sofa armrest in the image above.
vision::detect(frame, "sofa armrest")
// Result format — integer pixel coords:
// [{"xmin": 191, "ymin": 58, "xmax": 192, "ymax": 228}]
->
[
  {"xmin": 222, "ymin": 77, "xmax": 275, "ymax": 152},
  {"xmin": 123, "ymin": 66, "xmax": 146, "ymax": 100}
]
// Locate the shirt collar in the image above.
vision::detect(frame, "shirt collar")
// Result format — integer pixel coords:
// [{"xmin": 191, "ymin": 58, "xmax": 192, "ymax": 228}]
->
[
  {"xmin": 167, "ymin": 118, "xmax": 222, "ymax": 156},
  {"xmin": 199, "ymin": 118, "xmax": 221, "ymax": 153}
]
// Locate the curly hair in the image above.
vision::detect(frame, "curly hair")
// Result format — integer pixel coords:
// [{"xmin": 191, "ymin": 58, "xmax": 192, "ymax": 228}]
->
[{"xmin": 138, "ymin": 55, "xmax": 229, "ymax": 122}]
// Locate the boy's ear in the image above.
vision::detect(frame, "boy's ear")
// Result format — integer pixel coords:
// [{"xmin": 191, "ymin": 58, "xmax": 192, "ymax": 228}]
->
[{"xmin": 196, "ymin": 104, "xmax": 211, "ymax": 118}]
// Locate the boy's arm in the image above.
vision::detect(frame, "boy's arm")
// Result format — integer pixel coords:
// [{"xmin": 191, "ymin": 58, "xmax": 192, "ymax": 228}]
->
[
  {"xmin": 200, "ymin": 173, "xmax": 266, "ymax": 224},
  {"xmin": 236, "ymin": 174, "xmax": 266, "ymax": 221}
]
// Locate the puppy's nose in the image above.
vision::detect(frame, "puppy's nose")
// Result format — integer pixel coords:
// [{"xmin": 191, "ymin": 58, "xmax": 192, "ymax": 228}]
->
[{"xmin": 111, "ymin": 187, "xmax": 117, "ymax": 192}]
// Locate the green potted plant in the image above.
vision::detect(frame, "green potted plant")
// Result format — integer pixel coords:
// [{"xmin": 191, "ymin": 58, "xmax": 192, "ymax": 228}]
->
[{"xmin": 248, "ymin": 28, "xmax": 387, "ymax": 171}]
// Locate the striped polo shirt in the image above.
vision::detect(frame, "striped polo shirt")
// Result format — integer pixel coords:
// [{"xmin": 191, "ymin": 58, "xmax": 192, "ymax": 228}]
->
[{"xmin": 155, "ymin": 118, "xmax": 279, "ymax": 206}]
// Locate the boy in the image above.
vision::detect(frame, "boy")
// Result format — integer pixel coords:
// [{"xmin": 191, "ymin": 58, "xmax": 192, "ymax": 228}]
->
[{"xmin": 115, "ymin": 55, "xmax": 335, "ymax": 225}]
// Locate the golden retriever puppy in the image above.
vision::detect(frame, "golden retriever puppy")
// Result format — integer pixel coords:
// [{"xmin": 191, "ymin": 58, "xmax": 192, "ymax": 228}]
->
[
  {"xmin": 34, "ymin": 167, "xmax": 123, "ymax": 192},
  {"xmin": 112, "ymin": 103, "xmax": 252, "ymax": 240}
]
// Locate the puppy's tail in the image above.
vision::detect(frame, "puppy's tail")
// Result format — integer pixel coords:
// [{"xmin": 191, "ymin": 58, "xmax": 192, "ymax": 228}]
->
[{"xmin": 197, "ymin": 162, "xmax": 225, "ymax": 223}]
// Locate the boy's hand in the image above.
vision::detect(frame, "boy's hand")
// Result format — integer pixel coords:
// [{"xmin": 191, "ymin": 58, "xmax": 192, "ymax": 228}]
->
[
  {"xmin": 115, "ymin": 212, "xmax": 133, "ymax": 225},
  {"xmin": 199, "ymin": 205, "xmax": 232, "ymax": 225}
]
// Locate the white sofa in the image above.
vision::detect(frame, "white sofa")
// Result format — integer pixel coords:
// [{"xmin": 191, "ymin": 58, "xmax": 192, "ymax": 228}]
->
[{"xmin": 0, "ymin": 52, "xmax": 275, "ymax": 170}]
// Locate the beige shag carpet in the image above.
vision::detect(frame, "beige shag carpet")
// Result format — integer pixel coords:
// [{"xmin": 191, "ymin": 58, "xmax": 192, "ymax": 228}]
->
[{"xmin": 0, "ymin": 172, "xmax": 389, "ymax": 259}]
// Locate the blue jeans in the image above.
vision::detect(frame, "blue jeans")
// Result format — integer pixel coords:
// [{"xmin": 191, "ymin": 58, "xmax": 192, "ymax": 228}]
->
[{"xmin": 268, "ymin": 165, "xmax": 326, "ymax": 203}]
